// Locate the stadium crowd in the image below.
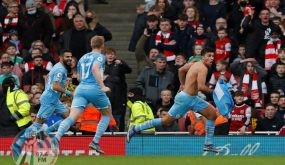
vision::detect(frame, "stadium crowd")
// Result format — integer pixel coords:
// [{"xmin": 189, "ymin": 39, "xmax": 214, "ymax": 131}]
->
[{"xmin": 0, "ymin": 0, "xmax": 285, "ymax": 137}]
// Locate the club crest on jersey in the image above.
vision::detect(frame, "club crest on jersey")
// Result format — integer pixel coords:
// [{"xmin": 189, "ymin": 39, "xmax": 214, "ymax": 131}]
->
[
  {"xmin": 56, "ymin": 73, "xmax": 62, "ymax": 78},
  {"xmin": 97, "ymin": 57, "xmax": 103, "ymax": 62}
]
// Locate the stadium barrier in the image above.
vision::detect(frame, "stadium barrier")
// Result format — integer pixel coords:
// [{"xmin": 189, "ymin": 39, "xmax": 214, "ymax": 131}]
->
[{"xmin": 0, "ymin": 132, "xmax": 284, "ymax": 156}]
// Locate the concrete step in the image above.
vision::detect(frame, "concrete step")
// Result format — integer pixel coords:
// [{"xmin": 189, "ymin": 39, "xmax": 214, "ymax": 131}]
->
[{"xmin": 88, "ymin": 0, "xmax": 142, "ymax": 86}]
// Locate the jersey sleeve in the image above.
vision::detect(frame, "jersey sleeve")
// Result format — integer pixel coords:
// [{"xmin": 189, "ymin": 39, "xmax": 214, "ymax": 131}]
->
[{"xmin": 52, "ymin": 68, "xmax": 65, "ymax": 82}]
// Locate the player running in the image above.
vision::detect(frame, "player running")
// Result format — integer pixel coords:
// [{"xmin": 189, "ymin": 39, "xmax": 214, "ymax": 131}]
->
[
  {"xmin": 11, "ymin": 50, "xmax": 73, "ymax": 156},
  {"xmin": 127, "ymin": 48, "xmax": 222, "ymax": 153},
  {"xmin": 53, "ymin": 36, "xmax": 113, "ymax": 154}
]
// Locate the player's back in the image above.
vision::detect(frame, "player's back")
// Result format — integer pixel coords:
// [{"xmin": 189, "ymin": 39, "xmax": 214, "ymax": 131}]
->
[
  {"xmin": 77, "ymin": 52, "xmax": 105, "ymax": 86},
  {"xmin": 42, "ymin": 62, "xmax": 67, "ymax": 101}
]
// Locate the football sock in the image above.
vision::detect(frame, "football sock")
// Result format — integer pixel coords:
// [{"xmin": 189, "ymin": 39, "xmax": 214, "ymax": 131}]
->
[
  {"xmin": 93, "ymin": 116, "xmax": 110, "ymax": 143},
  {"xmin": 134, "ymin": 118, "xmax": 162, "ymax": 132},
  {"xmin": 46, "ymin": 119, "xmax": 63, "ymax": 133},
  {"xmin": 205, "ymin": 120, "xmax": 215, "ymax": 145},
  {"xmin": 55, "ymin": 117, "xmax": 75, "ymax": 141}
]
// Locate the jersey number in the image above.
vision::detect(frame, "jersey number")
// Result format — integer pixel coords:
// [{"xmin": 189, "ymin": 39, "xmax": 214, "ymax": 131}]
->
[{"xmin": 80, "ymin": 62, "xmax": 92, "ymax": 80}]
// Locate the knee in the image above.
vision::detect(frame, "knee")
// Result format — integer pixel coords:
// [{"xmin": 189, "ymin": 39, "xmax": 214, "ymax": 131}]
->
[{"xmin": 207, "ymin": 112, "xmax": 217, "ymax": 121}]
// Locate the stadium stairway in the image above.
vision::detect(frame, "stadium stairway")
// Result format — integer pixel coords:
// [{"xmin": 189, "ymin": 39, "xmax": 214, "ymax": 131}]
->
[{"xmin": 89, "ymin": 0, "xmax": 145, "ymax": 88}]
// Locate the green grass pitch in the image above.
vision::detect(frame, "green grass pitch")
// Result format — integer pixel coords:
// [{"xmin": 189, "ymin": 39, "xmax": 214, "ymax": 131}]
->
[{"xmin": 1, "ymin": 156, "xmax": 285, "ymax": 165}]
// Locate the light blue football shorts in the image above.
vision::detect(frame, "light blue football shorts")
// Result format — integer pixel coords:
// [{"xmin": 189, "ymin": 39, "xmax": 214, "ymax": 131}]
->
[
  {"xmin": 168, "ymin": 91, "xmax": 209, "ymax": 119},
  {"xmin": 37, "ymin": 100, "xmax": 67, "ymax": 120},
  {"xmin": 71, "ymin": 84, "xmax": 111, "ymax": 111}
]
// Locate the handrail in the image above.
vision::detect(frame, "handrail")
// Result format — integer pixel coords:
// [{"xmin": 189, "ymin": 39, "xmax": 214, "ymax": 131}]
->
[{"xmin": 62, "ymin": 131, "xmax": 280, "ymax": 136}]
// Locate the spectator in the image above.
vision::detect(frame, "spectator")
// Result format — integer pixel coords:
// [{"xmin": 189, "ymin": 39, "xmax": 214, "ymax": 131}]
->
[
  {"xmin": 128, "ymin": 5, "xmax": 161, "ymax": 52},
  {"xmin": 0, "ymin": 61, "xmax": 20, "ymax": 86},
  {"xmin": 76, "ymin": 106, "xmax": 118, "ymax": 135},
  {"xmin": 134, "ymin": 14, "xmax": 159, "ymax": 69},
  {"xmin": 35, "ymin": 0, "xmax": 56, "ymax": 32},
  {"xmin": 21, "ymin": 0, "xmax": 53, "ymax": 54},
  {"xmin": 229, "ymin": 91, "xmax": 252, "ymax": 135},
  {"xmin": 271, "ymin": 16, "xmax": 285, "ymax": 35},
  {"xmin": 188, "ymin": 110, "xmax": 206, "ymax": 135},
  {"xmin": 155, "ymin": 18, "xmax": 177, "ymax": 64},
  {"xmin": 127, "ymin": 87, "xmax": 155, "ymax": 133},
  {"xmin": 228, "ymin": 0, "xmax": 251, "ymax": 43},
  {"xmin": 0, "ymin": 52, "xmax": 23, "ymax": 83},
  {"xmin": 25, "ymin": 40, "xmax": 55, "ymax": 64},
  {"xmin": 268, "ymin": 63, "xmax": 285, "ymax": 94},
  {"xmin": 155, "ymin": 89, "xmax": 174, "ymax": 116},
  {"xmin": 276, "ymin": 95, "xmax": 285, "ymax": 122},
  {"xmin": 193, "ymin": 24, "xmax": 208, "ymax": 46},
  {"xmin": 171, "ymin": 0, "xmax": 197, "ymax": 21},
  {"xmin": 266, "ymin": 0, "xmax": 285, "ymax": 19},
  {"xmin": 255, "ymin": 103, "xmax": 284, "ymax": 132},
  {"xmin": 168, "ymin": 53, "xmax": 187, "ymax": 93},
  {"xmin": 30, "ymin": 92, "xmax": 41, "ymax": 106},
  {"xmin": 271, "ymin": 45, "xmax": 285, "ymax": 75},
  {"xmin": 104, "ymin": 48, "xmax": 132, "ymax": 131},
  {"xmin": 242, "ymin": 8, "xmax": 283, "ymax": 67},
  {"xmin": 30, "ymin": 84, "xmax": 41, "ymax": 95},
  {"xmin": 155, "ymin": 107, "xmax": 179, "ymax": 132},
  {"xmin": 155, "ymin": 0, "xmax": 177, "ymax": 20},
  {"xmin": 59, "ymin": 14, "xmax": 96, "ymax": 60},
  {"xmin": 0, "ymin": 0, "xmax": 8, "ymax": 27},
  {"xmin": 231, "ymin": 58, "xmax": 267, "ymax": 109},
  {"xmin": 232, "ymin": 44, "xmax": 246, "ymax": 63},
  {"xmin": 208, "ymin": 60, "xmax": 237, "ymax": 90},
  {"xmin": 136, "ymin": 55, "xmax": 174, "ymax": 107},
  {"xmin": 5, "ymin": 43, "xmax": 23, "ymax": 66},
  {"xmin": 200, "ymin": 0, "xmax": 227, "ymax": 33},
  {"xmin": 206, "ymin": 17, "xmax": 238, "ymax": 55},
  {"xmin": 29, "ymin": 106, "xmax": 38, "ymax": 122},
  {"xmin": 136, "ymin": 47, "xmax": 160, "ymax": 74},
  {"xmin": 2, "ymin": 77, "xmax": 32, "ymax": 130},
  {"xmin": 1, "ymin": 0, "xmax": 23, "ymax": 43},
  {"xmin": 174, "ymin": 14, "xmax": 195, "ymax": 59},
  {"xmin": 214, "ymin": 27, "xmax": 231, "ymax": 63},
  {"xmin": 24, "ymin": 48, "xmax": 53, "ymax": 72},
  {"xmin": 0, "ymin": 84, "xmax": 19, "ymax": 136},
  {"xmin": 264, "ymin": 29, "xmax": 281, "ymax": 71},
  {"xmin": 2, "ymin": 29, "xmax": 22, "ymax": 54},
  {"xmin": 184, "ymin": 6, "xmax": 200, "ymax": 29},
  {"xmin": 188, "ymin": 44, "xmax": 203, "ymax": 62},
  {"xmin": 269, "ymin": 90, "xmax": 281, "ymax": 106},
  {"xmin": 85, "ymin": 9, "xmax": 112, "ymax": 42},
  {"xmin": 22, "ymin": 55, "xmax": 49, "ymax": 92},
  {"xmin": 56, "ymin": 1, "xmax": 81, "ymax": 36}
]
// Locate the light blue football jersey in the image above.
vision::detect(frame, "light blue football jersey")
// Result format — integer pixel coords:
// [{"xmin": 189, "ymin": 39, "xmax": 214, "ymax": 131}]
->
[
  {"xmin": 77, "ymin": 52, "xmax": 106, "ymax": 85},
  {"xmin": 41, "ymin": 62, "xmax": 67, "ymax": 102}
]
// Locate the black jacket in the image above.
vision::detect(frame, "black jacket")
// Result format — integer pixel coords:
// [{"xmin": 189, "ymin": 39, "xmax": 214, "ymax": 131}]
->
[
  {"xmin": 104, "ymin": 60, "xmax": 132, "ymax": 115},
  {"xmin": 255, "ymin": 117, "xmax": 284, "ymax": 132},
  {"xmin": 242, "ymin": 17, "xmax": 283, "ymax": 66},
  {"xmin": 21, "ymin": 10, "xmax": 54, "ymax": 49},
  {"xmin": 0, "ymin": 93, "xmax": 19, "ymax": 137}
]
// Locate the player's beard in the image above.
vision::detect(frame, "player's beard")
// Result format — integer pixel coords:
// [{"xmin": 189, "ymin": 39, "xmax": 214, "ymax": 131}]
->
[{"xmin": 63, "ymin": 61, "xmax": 72, "ymax": 73}]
